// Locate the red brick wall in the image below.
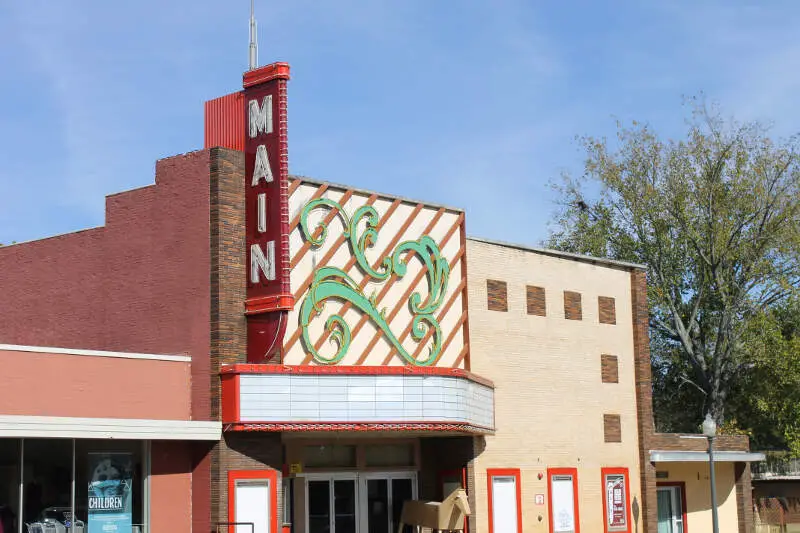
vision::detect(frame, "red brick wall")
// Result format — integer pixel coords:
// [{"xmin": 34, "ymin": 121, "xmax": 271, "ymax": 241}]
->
[
  {"xmin": 0, "ymin": 149, "xmax": 224, "ymax": 533},
  {"xmin": 0, "ymin": 150, "xmax": 213, "ymax": 423}
]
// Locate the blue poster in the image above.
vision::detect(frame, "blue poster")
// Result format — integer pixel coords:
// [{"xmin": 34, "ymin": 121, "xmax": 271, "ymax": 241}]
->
[{"xmin": 87, "ymin": 453, "xmax": 133, "ymax": 533}]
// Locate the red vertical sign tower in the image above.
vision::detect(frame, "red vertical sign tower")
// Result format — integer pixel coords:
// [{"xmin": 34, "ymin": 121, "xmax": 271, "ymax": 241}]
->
[{"xmin": 242, "ymin": 62, "xmax": 293, "ymax": 362}]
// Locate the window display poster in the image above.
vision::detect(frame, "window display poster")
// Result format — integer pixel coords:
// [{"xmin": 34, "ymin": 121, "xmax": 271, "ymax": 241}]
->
[
  {"xmin": 605, "ymin": 474, "xmax": 627, "ymax": 530},
  {"xmin": 87, "ymin": 453, "xmax": 133, "ymax": 533}
]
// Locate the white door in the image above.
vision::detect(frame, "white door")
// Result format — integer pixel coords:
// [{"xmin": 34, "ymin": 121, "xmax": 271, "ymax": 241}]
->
[
  {"xmin": 550, "ymin": 475, "xmax": 576, "ymax": 533},
  {"xmin": 235, "ymin": 480, "xmax": 271, "ymax": 533},
  {"xmin": 491, "ymin": 476, "xmax": 519, "ymax": 533}
]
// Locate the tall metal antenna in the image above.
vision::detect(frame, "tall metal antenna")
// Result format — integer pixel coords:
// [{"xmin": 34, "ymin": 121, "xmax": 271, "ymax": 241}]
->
[{"xmin": 248, "ymin": 0, "xmax": 258, "ymax": 70}]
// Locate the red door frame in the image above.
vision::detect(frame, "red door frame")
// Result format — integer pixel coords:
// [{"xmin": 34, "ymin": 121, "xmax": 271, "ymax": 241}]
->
[
  {"xmin": 228, "ymin": 470, "xmax": 279, "ymax": 533},
  {"xmin": 656, "ymin": 481, "xmax": 689, "ymax": 533},
  {"xmin": 486, "ymin": 468, "xmax": 523, "ymax": 533},
  {"xmin": 600, "ymin": 467, "xmax": 631, "ymax": 533},
  {"xmin": 547, "ymin": 467, "xmax": 580, "ymax": 533}
]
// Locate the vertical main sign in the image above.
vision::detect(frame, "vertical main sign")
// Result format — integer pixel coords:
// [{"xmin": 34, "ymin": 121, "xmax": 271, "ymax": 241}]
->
[{"xmin": 243, "ymin": 62, "xmax": 293, "ymax": 362}]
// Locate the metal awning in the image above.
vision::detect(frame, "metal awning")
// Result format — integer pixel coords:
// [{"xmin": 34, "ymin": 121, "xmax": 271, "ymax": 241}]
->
[
  {"xmin": 0, "ymin": 415, "xmax": 222, "ymax": 440},
  {"xmin": 650, "ymin": 450, "xmax": 766, "ymax": 463}
]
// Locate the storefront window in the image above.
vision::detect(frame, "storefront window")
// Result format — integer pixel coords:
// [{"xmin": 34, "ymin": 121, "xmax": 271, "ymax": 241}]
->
[
  {"xmin": 23, "ymin": 439, "xmax": 73, "ymax": 529},
  {"xmin": 0, "ymin": 439, "xmax": 20, "ymax": 533},
  {"xmin": 76, "ymin": 440, "xmax": 143, "ymax": 533},
  {"xmin": 0, "ymin": 439, "xmax": 146, "ymax": 533}
]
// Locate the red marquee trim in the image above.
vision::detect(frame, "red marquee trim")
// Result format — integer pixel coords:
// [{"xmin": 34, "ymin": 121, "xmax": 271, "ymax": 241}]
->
[{"xmin": 219, "ymin": 363, "xmax": 495, "ymax": 388}]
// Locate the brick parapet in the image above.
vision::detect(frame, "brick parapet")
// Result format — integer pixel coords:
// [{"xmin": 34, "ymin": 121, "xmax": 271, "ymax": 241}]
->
[{"xmin": 650, "ymin": 433, "xmax": 750, "ymax": 452}]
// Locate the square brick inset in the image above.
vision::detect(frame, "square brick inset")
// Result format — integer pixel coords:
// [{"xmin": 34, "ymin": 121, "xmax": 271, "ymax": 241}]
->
[
  {"xmin": 487, "ymin": 280, "xmax": 508, "ymax": 312},
  {"xmin": 604, "ymin": 414, "xmax": 622, "ymax": 443},
  {"xmin": 601, "ymin": 354, "xmax": 619, "ymax": 383},
  {"xmin": 599, "ymin": 296, "xmax": 617, "ymax": 324},
  {"xmin": 526, "ymin": 285, "xmax": 546, "ymax": 316},
  {"xmin": 564, "ymin": 291, "xmax": 582, "ymax": 320}
]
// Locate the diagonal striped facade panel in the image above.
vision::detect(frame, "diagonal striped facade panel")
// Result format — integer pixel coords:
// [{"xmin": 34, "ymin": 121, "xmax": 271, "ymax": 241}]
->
[{"xmin": 284, "ymin": 178, "xmax": 469, "ymax": 369}]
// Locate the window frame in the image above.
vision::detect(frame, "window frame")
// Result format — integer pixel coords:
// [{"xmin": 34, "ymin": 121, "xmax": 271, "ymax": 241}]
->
[
  {"xmin": 547, "ymin": 467, "xmax": 580, "ymax": 533},
  {"xmin": 601, "ymin": 467, "xmax": 631, "ymax": 533},
  {"xmin": 487, "ymin": 468, "xmax": 522, "ymax": 533}
]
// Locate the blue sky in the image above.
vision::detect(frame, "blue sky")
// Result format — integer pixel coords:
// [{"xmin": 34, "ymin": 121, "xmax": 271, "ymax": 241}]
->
[{"xmin": 1, "ymin": 1, "xmax": 799, "ymax": 247}]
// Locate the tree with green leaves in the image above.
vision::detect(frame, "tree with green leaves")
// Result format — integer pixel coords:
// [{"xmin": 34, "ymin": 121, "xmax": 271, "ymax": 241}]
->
[{"xmin": 548, "ymin": 104, "xmax": 800, "ymax": 438}]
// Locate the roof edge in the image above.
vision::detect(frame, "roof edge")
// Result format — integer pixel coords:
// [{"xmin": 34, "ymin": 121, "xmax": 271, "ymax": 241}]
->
[
  {"xmin": 289, "ymin": 175, "xmax": 464, "ymax": 214},
  {"xmin": 466, "ymin": 236, "xmax": 647, "ymax": 271}
]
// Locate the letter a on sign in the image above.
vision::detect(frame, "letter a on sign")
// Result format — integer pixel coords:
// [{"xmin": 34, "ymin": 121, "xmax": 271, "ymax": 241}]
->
[
  {"xmin": 252, "ymin": 145, "xmax": 274, "ymax": 186},
  {"xmin": 249, "ymin": 96, "xmax": 273, "ymax": 138},
  {"xmin": 251, "ymin": 241, "xmax": 276, "ymax": 283}
]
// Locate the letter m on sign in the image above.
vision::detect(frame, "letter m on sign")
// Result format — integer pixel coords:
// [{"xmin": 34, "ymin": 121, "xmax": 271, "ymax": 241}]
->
[{"xmin": 249, "ymin": 96, "xmax": 273, "ymax": 138}]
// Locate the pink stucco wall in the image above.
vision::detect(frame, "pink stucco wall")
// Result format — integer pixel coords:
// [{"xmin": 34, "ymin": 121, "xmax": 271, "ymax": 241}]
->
[
  {"xmin": 0, "ymin": 349, "xmax": 190, "ymax": 419},
  {"xmin": 0, "ymin": 151, "xmax": 212, "ymax": 421},
  {"xmin": 151, "ymin": 441, "xmax": 193, "ymax": 533}
]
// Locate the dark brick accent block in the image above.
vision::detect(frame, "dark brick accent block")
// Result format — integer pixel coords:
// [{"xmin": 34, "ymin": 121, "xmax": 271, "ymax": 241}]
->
[
  {"xmin": 526, "ymin": 285, "xmax": 546, "ymax": 316},
  {"xmin": 601, "ymin": 354, "xmax": 619, "ymax": 383},
  {"xmin": 604, "ymin": 414, "xmax": 622, "ymax": 442},
  {"xmin": 735, "ymin": 462, "xmax": 754, "ymax": 533},
  {"xmin": 599, "ymin": 296, "xmax": 617, "ymax": 324},
  {"xmin": 487, "ymin": 280, "xmax": 508, "ymax": 312},
  {"xmin": 631, "ymin": 270, "xmax": 657, "ymax": 533},
  {"xmin": 564, "ymin": 290, "xmax": 582, "ymax": 320}
]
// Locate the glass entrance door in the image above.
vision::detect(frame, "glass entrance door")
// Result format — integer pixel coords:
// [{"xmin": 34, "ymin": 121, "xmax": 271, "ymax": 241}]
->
[
  {"xmin": 306, "ymin": 475, "xmax": 358, "ymax": 533},
  {"xmin": 656, "ymin": 486, "xmax": 684, "ymax": 533},
  {"xmin": 305, "ymin": 473, "xmax": 416, "ymax": 533},
  {"xmin": 359, "ymin": 473, "xmax": 417, "ymax": 533}
]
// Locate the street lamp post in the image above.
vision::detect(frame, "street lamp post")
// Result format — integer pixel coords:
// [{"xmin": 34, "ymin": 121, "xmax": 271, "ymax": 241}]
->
[{"xmin": 702, "ymin": 413, "xmax": 720, "ymax": 533}]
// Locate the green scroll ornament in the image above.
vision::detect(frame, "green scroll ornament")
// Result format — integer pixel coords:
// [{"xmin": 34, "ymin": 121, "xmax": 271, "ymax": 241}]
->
[{"xmin": 299, "ymin": 199, "xmax": 450, "ymax": 366}]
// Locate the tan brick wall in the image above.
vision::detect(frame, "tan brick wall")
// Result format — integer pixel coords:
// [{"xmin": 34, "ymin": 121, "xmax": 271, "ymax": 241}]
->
[{"xmin": 466, "ymin": 239, "xmax": 642, "ymax": 533}]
